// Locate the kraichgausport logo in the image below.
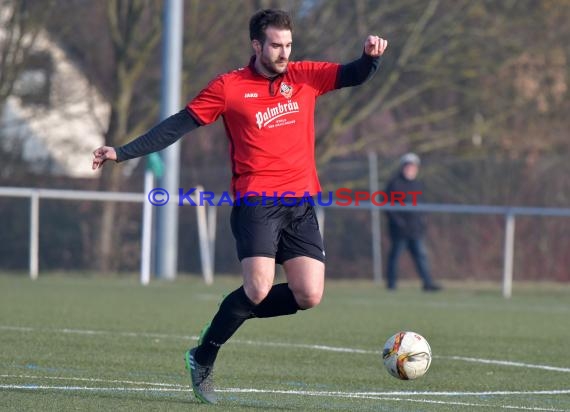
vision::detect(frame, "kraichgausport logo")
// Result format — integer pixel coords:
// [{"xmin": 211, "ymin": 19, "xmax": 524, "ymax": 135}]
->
[
  {"xmin": 147, "ymin": 188, "xmax": 422, "ymax": 207},
  {"xmin": 255, "ymin": 100, "xmax": 300, "ymax": 129}
]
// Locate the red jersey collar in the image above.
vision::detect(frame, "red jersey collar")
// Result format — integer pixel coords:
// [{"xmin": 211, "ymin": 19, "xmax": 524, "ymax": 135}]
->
[{"xmin": 248, "ymin": 55, "xmax": 288, "ymax": 79}]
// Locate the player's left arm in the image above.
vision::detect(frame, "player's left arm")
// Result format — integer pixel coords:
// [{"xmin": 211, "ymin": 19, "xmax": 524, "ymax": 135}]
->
[{"xmin": 337, "ymin": 35, "xmax": 388, "ymax": 88}]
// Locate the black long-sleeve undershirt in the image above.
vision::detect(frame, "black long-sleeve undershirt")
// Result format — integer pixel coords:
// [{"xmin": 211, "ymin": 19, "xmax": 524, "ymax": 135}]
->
[
  {"xmin": 337, "ymin": 52, "xmax": 380, "ymax": 88},
  {"xmin": 115, "ymin": 53, "xmax": 380, "ymax": 163},
  {"xmin": 115, "ymin": 109, "xmax": 199, "ymax": 162}
]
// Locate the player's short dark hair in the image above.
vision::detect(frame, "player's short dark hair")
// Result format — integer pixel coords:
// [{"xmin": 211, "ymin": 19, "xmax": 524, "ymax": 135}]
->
[{"xmin": 249, "ymin": 9, "xmax": 292, "ymax": 43}]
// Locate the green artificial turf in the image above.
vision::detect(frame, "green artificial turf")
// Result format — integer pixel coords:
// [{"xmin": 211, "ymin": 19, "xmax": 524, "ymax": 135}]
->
[{"xmin": 1, "ymin": 273, "xmax": 569, "ymax": 411}]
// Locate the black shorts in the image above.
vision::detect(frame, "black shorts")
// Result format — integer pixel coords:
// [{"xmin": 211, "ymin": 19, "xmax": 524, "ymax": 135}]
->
[{"xmin": 230, "ymin": 197, "xmax": 325, "ymax": 264}]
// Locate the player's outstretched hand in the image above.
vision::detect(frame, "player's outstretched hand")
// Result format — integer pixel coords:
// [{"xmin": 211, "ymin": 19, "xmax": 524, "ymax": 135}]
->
[
  {"xmin": 92, "ymin": 146, "xmax": 117, "ymax": 170},
  {"xmin": 364, "ymin": 35, "xmax": 388, "ymax": 57}
]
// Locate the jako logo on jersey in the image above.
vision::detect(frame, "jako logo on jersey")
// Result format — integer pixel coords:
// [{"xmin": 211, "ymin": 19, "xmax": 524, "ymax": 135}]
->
[
  {"xmin": 280, "ymin": 82, "xmax": 293, "ymax": 99},
  {"xmin": 255, "ymin": 100, "xmax": 300, "ymax": 129},
  {"xmin": 244, "ymin": 92, "xmax": 258, "ymax": 98}
]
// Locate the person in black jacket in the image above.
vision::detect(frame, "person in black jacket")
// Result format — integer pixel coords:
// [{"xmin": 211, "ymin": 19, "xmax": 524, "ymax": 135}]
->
[{"xmin": 384, "ymin": 153, "xmax": 441, "ymax": 291}]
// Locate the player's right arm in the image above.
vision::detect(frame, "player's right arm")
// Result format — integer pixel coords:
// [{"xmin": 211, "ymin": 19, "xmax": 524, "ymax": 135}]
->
[{"xmin": 91, "ymin": 108, "xmax": 201, "ymax": 170}]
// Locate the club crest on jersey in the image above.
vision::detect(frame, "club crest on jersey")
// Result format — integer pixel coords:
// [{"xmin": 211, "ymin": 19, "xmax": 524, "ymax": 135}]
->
[{"xmin": 280, "ymin": 82, "xmax": 293, "ymax": 99}]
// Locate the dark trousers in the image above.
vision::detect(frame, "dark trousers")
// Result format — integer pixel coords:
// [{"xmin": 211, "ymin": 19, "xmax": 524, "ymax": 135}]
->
[{"xmin": 386, "ymin": 234, "xmax": 433, "ymax": 289}]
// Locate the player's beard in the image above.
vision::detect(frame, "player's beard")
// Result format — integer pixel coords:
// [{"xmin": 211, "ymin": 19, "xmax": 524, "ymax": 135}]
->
[{"xmin": 259, "ymin": 53, "xmax": 288, "ymax": 76}]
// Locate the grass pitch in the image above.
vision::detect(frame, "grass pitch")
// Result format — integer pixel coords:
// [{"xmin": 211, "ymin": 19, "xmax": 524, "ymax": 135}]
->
[{"xmin": 1, "ymin": 273, "xmax": 569, "ymax": 411}]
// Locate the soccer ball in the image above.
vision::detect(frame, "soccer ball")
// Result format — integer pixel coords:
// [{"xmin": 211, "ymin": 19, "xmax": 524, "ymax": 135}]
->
[{"xmin": 382, "ymin": 331, "xmax": 432, "ymax": 380}]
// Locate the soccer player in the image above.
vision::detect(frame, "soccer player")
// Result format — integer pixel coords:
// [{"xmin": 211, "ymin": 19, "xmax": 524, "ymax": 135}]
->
[{"xmin": 92, "ymin": 9, "xmax": 387, "ymax": 404}]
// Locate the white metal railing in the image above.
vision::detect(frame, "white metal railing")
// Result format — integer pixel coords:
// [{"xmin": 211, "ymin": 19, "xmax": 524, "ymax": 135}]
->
[
  {"xmin": 318, "ymin": 201, "xmax": 570, "ymax": 298},
  {"xmin": 0, "ymin": 184, "xmax": 213, "ymax": 285},
  {"xmin": 2, "ymin": 185, "xmax": 570, "ymax": 297}
]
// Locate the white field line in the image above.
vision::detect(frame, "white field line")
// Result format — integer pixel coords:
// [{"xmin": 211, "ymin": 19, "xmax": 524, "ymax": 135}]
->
[
  {"xmin": 0, "ymin": 325, "xmax": 193, "ymax": 341},
  {"xmin": 0, "ymin": 374, "xmax": 185, "ymax": 388},
  {"xmin": 232, "ymin": 338, "xmax": 376, "ymax": 354},
  {"xmin": 0, "ymin": 382, "xmax": 569, "ymax": 411},
  {"xmin": 0, "ymin": 384, "xmax": 185, "ymax": 392},
  {"xmin": 354, "ymin": 397, "xmax": 570, "ymax": 412},
  {"xmin": 2, "ymin": 375, "xmax": 570, "ymax": 397},
  {"xmin": 2, "ymin": 324, "xmax": 570, "ymax": 373},
  {"xmin": 2, "ymin": 373, "xmax": 570, "ymax": 411},
  {"xmin": 444, "ymin": 356, "xmax": 570, "ymax": 373},
  {"xmin": 222, "ymin": 387, "xmax": 570, "ymax": 397},
  {"xmin": 224, "ymin": 389, "xmax": 570, "ymax": 412}
]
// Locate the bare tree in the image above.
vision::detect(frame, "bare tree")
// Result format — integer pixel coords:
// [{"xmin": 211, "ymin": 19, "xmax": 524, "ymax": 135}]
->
[
  {"xmin": 97, "ymin": 0, "xmax": 161, "ymax": 272},
  {"xmin": 292, "ymin": 0, "xmax": 570, "ymax": 167},
  {"xmin": 0, "ymin": 0, "xmax": 53, "ymax": 108},
  {"xmin": 293, "ymin": 0, "xmax": 472, "ymax": 165}
]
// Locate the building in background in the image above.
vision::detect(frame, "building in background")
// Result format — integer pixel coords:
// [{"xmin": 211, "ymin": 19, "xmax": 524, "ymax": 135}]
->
[{"xmin": 1, "ymin": 27, "xmax": 108, "ymax": 178}]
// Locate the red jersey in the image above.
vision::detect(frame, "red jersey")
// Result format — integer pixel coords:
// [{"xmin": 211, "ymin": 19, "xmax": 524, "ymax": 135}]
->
[{"xmin": 187, "ymin": 57, "xmax": 340, "ymax": 197}]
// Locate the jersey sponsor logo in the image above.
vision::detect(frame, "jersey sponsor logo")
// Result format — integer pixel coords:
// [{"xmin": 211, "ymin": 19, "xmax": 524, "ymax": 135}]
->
[
  {"xmin": 280, "ymin": 82, "xmax": 293, "ymax": 99},
  {"xmin": 255, "ymin": 100, "xmax": 300, "ymax": 129},
  {"xmin": 244, "ymin": 92, "xmax": 258, "ymax": 98}
]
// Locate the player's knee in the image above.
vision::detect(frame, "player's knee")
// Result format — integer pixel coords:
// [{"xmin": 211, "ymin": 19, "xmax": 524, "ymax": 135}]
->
[
  {"xmin": 294, "ymin": 289, "xmax": 323, "ymax": 310},
  {"xmin": 243, "ymin": 283, "xmax": 271, "ymax": 305}
]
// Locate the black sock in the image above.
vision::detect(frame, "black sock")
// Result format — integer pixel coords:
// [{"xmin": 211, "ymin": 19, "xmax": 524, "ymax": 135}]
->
[
  {"xmin": 194, "ymin": 283, "xmax": 301, "ymax": 366},
  {"xmin": 195, "ymin": 286, "xmax": 255, "ymax": 366},
  {"xmin": 252, "ymin": 283, "xmax": 301, "ymax": 318}
]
